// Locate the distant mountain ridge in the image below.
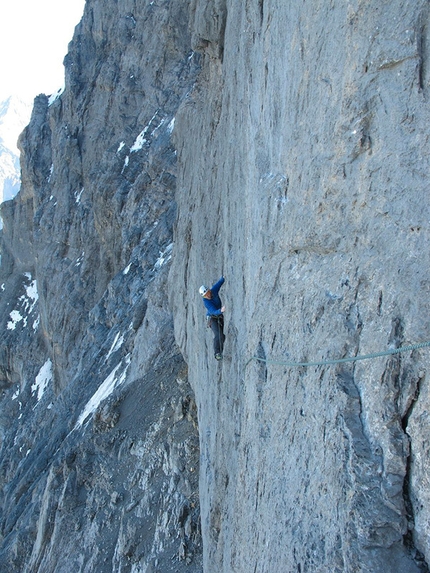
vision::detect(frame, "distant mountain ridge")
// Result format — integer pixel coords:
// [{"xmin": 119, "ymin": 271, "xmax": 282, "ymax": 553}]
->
[{"xmin": 0, "ymin": 96, "xmax": 32, "ymax": 203}]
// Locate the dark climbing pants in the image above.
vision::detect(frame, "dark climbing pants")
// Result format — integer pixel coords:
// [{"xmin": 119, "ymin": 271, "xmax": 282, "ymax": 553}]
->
[{"xmin": 209, "ymin": 316, "xmax": 225, "ymax": 356}]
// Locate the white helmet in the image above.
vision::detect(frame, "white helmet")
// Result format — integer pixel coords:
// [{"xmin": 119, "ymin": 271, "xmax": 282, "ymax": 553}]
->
[{"xmin": 199, "ymin": 285, "xmax": 209, "ymax": 296}]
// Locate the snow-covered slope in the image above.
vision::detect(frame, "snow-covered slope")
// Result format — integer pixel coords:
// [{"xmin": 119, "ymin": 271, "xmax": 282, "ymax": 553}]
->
[{"xmin": 0, "ymin": 96, "xmax": 32, "ymax": 203}]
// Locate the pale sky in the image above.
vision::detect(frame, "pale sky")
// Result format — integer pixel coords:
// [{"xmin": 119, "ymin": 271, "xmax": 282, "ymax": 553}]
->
[{"xmin": 0, "ymin": 0, "xmax": 86, "ymax": 104}]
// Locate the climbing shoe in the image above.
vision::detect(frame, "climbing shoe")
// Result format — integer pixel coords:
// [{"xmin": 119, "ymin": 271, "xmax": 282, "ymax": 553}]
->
[{"xmin": 215, "ymin": 353, "xmax": 223, "ymax": 361}]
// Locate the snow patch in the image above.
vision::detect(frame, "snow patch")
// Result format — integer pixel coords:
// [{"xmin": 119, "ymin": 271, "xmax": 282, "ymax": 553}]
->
[
  {"xmin": 130, "ymin": 110, "xmax": 161, "ymax": 153},
  {"xmin": 105, "ymin": 332, "xmax": 125, "ymax": 362},
  {"xmin": 122, "ymin": 111, "xmax": 168, "ymax": 172},
  {"xmin": 75, "ymin": 252, "xmax": 85, "ymax": 267},
  {"xmin": 121, "ymin": 156, "xmax": 130, "ymax": 174},
  {"xmin": 155, "ymin": 243, "xmax": 173, "ymax": 269},
  {"xmin": 75, "ymin": 188, "xmax": 84, "ymax": 203},
  {"xmin": 151, "ymin": 117, "xmax": 166, "ymax": 136},
  {"xmin": 75, "ymin": 355, "xmax": 131, "ymax": 428},
  {"xmin": 130, "ymin": 131, "xmax": 148, "ymax": 153},
  {"xmin": 167, "ymin": 118, "xmax": 175, "ymax": 133},
  {"xmin": 33, "ymin": 316, "xmax": 40, "ymax": 331},
  {"xmin": 7, "ymin": 310, "xmax": 23, "ymax": 330},
  {"xmin": 31, "ymin": 359, "xmax": 53, "ymax": 401},
  {"xmin": 24, "ymin": 275, "xmax": 38, "ymax": 310},
  {"xmin": 145, "ymin": 220, "xmax": 159, "ymax": 239},
  {"xmin": 7, "ymin": 275, "xmax": 39, "ymax": 330},
  {"xmin": 48, "ymin": 87, "xmax": 64, "ymax": 106}
]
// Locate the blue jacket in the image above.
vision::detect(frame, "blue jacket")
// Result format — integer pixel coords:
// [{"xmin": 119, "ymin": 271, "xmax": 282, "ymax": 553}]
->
[{"xmin": 203, "ymin": 276, "xmax": 225, "ymax": 317}]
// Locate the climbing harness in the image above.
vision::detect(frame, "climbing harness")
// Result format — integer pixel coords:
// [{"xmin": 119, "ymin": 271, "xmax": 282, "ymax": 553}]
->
[{"xmin": 245, "ymin": 340, "xmax": 430, "ymax": 369}]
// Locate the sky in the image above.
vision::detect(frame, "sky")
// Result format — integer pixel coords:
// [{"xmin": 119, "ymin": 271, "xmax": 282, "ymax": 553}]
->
[{"xmin": 0, "ymin": 0, "xmax": 86, "ymax": 104}]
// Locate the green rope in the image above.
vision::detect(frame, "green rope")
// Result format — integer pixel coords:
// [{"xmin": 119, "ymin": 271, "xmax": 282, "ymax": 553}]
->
[{"xmin": 246, "ymin": 340, "xmax": 430, "ymax": 369}]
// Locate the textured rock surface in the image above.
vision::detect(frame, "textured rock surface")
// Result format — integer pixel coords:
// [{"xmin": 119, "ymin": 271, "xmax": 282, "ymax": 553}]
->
[
  {"xmin": 0, "ymin": 1, "xmax": 202, "ymax": 572},
  {"xmin": 1, "ymin": 0, "xmax": 430, "ymax": 572},
  {"xmin": 170, "ymin": 0, "xmax": 430, "ymax": 572}
]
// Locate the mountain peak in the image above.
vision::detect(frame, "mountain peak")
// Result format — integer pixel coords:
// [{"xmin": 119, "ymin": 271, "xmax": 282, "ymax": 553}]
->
[
  {"xmin": 0, "ymin": 95, "xmax": 32, "ymax": 153},
  {"xmin": 0, "ymin": 95, "xmax": 32, "ymax": 203}
]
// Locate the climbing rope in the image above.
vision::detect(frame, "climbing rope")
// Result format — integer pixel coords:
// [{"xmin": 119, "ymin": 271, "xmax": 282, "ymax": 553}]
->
[{"xmin": 246, "ymin": 340, "xmax": 430, "ymax": 369}]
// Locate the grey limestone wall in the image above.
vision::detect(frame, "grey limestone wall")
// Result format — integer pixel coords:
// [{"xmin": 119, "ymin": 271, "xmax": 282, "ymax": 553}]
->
[
  {"xmin": 170, "ymin": 1, "xmax": 430, "ymax": 571},
  {"xmin": 1, "ymin": 0, "xmax": 430, "ymax": 572},
  {"xmin": 0, "ymin": 1, "xmax": 202, "ymax": 572}
]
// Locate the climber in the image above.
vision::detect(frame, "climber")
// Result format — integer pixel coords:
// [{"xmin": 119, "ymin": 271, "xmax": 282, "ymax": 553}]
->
[{"xmin": 199, "ymin": 276, "xmax": 226, "ymax": 361}]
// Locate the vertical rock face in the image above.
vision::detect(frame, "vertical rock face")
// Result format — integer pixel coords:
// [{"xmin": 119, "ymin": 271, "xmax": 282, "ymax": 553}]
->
[
  {"xmin": 1, "ymin": 0, "xmax": 430, "ymax": 572},
  {"xmin": 170, "ymin": 0, "xmax": 430, "ymax": 572},
  {"xmin": 0, "ymin": 1, "xmax": 202, "ymax": 572}
]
